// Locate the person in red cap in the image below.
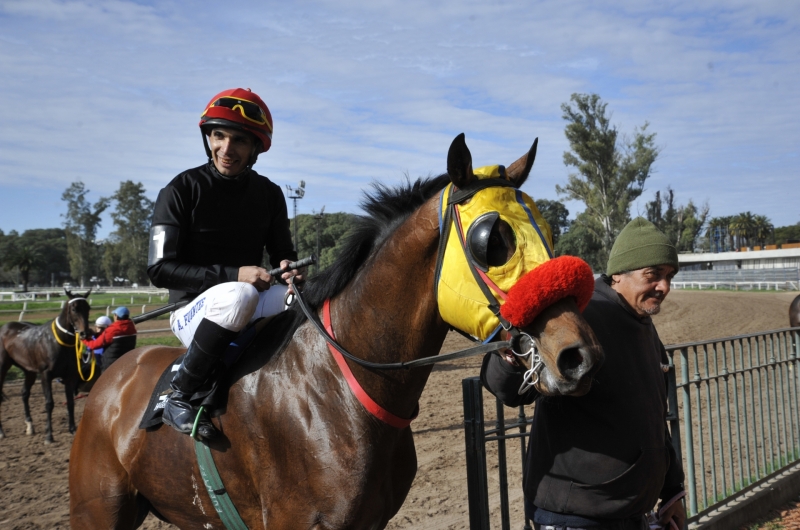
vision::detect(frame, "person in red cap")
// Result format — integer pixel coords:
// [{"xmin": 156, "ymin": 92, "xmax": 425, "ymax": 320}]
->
[{"xmin": 147, "ymin": 88, "xmax": 305, "ymax": 439}]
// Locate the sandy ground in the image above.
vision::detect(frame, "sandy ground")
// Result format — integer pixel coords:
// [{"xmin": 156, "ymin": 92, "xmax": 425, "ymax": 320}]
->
[{"xmin": 0, "ymin": 289, "xmax": 798, "ymax": 529}]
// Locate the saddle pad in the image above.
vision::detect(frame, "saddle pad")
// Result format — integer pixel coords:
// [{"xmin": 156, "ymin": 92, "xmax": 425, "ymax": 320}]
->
[{"xmin": 138, "ymin": 317, "xmax": 271, "ymax": 430}]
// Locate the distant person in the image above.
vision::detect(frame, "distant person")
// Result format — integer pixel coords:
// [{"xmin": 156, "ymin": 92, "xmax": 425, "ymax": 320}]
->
[
  {"xmin": 82, "ymin": 307, "xmax": 137, "ymax": 371},
  {"xmin": 482, "ymin": 217, "xmax": 686, "ymax": 530},
  {"xmin": 90, "ymin": 315, "xmax": 113, "ymax": 367}
]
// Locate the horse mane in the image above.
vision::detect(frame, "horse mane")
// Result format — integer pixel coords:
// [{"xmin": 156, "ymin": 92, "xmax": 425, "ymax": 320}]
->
[
  {"xmin": 302, "ymin": 173, "xmax": 450, "ymax": 309},
  {"xmin": 234, "ymin": 173, "xmax": 451, "ymax": 375}
]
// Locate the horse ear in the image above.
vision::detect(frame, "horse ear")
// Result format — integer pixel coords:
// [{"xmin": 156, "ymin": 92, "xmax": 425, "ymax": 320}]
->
[
  {"xmin": 83, "ymin": 289, "xmax": 92, "ymax": 299},
  {"xmin": 64, "ymin": 288, "xmax": 72, "ymax": 298},
  {"xmin": 505, "ymin": 138, "xmax": 538, "ymax": 188},
  {"xmin": 447, "ymin": 133, "xmax": 476, "ymax": 188}
]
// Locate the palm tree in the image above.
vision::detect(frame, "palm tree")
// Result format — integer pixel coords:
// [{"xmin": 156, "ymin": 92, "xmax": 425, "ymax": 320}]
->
[
  {"xmin": 730, "ymin": 212, "xmax": 756, "ymax": 250},
  {"xmin": 752, "ymin": 215, "xmax": 774, "ymax": 248},
  {"xmin": 1, "ymin": 242, "xmax": 43, "ymax": 292}
]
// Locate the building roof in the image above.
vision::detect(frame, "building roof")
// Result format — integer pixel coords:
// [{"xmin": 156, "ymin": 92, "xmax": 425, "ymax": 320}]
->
[{"xmin": 679, "ymin": 248, "xmax": 800, "ymax": 264}]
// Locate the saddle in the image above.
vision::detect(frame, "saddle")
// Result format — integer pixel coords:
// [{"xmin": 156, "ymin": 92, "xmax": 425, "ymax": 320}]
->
[{"xmin": 138, "ymin": 317, "xmax": 272, "ymax": 430}]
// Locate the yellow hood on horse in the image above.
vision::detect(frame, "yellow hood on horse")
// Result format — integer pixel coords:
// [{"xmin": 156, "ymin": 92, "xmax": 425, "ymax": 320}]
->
[{"xmin": 436, "ymin": 165, "xmax": 554, "ymax": 341}]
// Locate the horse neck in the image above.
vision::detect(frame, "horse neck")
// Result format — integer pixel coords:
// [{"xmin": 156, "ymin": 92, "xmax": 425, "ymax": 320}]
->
[{"xmin": 330, "ymin": 194, "xmax": 449, "ymax": 419}]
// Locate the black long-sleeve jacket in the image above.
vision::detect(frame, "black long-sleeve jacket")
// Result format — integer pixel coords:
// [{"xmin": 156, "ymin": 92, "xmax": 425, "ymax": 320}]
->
[
  {"xmin": 481, "ymin": 277, "xmax": 684, "ymax": 519},
  {"xmin": 147, "ymin": 164, "xmax": 297, "ymax": 303}
]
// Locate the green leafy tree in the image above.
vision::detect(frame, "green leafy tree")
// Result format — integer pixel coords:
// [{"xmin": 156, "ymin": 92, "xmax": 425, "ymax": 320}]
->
[
  {"xmin": 534, "ymin": 199, "xmax": 569, "ymax": 247},
  {"xmin": 0, "ymin": 237, "xmax": 43, "ymax": 292},
  {"xmin": 554, "ymin": 213, "xmax": 605, "ymax": 272},
  {"xmin": 645, "ymin": 187, "xmax": 709, "ymax": 252},
  {"xmin": 104, "ymin": 181, "xmax": 153, "ymax": 285},
  {"xmin": 20, "ymin": 228, "xmax": 70, "ymax": 286},
  {"xmin": 285, "ymin": 212, "xmax": 357, "ymax": 276},
  {"xmin": 556, "ymin": 93, "xmax": 660, "ymax": 266},
  {"xmin": 62, "ymin": 181, "xmax": 109, "ymax": 287},
  {"xmin": 774, "ymin": 223, "xmax": 800, "ymax": 245}
]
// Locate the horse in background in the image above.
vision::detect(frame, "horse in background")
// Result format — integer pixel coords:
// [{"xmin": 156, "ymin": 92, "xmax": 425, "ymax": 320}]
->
[
  {"xmin": 70, "ymin": 135, "xmax": 603, "ymax": 529},
  {"xmin": 0, "ymin": 289, "xmax": 91, "ymax": 444},
  {"xmin": 791, "ymin": 294, "xmax": 800, "ymax": 328}
]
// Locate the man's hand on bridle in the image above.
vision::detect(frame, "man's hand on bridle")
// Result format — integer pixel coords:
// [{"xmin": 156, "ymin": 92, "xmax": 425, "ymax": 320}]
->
[{"xmin": 280, "ymin": 259, "xmax": 307, "ymax": 294}]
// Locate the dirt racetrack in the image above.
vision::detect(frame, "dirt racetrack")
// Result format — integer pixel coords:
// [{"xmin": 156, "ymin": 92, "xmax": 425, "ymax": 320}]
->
[{"xmin": 1, "ymin": 289, "xmax": 798, "ymax": 529}]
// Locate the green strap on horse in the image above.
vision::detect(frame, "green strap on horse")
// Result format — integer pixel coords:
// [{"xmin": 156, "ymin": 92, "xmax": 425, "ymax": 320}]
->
[{"xmin": 192, "ymin": 407, "xmax": 248, "ymax": 530}]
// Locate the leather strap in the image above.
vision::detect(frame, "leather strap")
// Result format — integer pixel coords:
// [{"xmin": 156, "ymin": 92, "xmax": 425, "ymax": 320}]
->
[{"xmin": 323, "ymin": 299, "xmax": 417, "ymax": 429}]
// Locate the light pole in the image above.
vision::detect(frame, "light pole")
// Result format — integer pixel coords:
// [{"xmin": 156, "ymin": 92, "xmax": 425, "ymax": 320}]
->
[
  {"xmin": 313, "ymin": 206, "xmax": 325, "ymax": 275},
  {"xmin": 285, "ymin": 180, "xmax": 305, "ymax": 252}
]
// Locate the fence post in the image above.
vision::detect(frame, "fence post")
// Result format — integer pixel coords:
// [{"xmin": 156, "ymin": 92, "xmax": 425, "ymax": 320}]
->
[
  {"xmin": 106, "ymin": 306, "xmax": 110, "ymax": 317},
  {"xmin": 495, "ymin": 398, "xmax": 511, "ymax": 530},
  {"xmin": 463, "ymin": 377, "xmax": 490, "ymax": 530},
  {"xmin": 141, "ymin": 304, "xmax": 146, "ymax": 314}
]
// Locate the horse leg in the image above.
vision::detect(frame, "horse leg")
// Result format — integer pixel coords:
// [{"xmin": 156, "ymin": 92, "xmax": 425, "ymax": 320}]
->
[
  {"xmin": 64, "ymin": 378, "xmax": 77, "ymax": 434},
  {"xmin": 40, "ymin": 372, "xmax": 55, "ymax": 444},
  {"xmin": 0, "ymin": 352, "xmax": 12, "ymax": 439},
  {"xmin": 21, "ymin": 370, "xmax": 37, "ymax": 436}
]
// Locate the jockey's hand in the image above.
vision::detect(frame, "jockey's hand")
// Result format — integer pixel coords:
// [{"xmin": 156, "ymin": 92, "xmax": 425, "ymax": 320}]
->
[
  {"xmin": 280, "ymin": 259, "xmax": 306, "ymax": 294},
  {"xmin": 238, "ymin": 266, "xmax": 272, "ymax": 291}
]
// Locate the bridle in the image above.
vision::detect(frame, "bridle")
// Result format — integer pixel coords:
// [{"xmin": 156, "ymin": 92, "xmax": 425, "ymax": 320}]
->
[{"xmin": 287, "ymin": 178, "xmax": 543, "ymax": 392}]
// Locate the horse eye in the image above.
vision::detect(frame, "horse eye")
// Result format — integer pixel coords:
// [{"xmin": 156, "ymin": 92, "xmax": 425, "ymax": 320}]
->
[{"xmin": 466, "ymin": 212, "xmax": 515, "ymax": 271}]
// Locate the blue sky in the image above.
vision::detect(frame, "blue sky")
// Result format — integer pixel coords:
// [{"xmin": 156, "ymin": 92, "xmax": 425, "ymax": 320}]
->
[{"xmin": 1, "ymin": 0, "xmax": 798, "ymax": 239}]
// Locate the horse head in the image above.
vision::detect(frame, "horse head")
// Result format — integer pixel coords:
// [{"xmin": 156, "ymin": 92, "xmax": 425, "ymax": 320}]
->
[
  {"xmin": 63, "ymin": 288, "xmax": 92, "ymax": 338},
  {"xmin": 440, "ymin": 133, "xmax": 603, "ymax": 396}
]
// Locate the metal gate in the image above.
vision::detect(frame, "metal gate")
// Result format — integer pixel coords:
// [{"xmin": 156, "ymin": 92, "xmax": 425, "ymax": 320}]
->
[{"xmin": 462, "ymin": 327, "xmax": 800, "ymax": 529}]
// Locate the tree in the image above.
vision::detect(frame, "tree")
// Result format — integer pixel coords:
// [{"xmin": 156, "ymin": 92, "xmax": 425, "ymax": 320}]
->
[
  {"xmin": 774, "ymin": 222, "xmax": 800, "ymax": 245},
  {"xmin": 0, "ymin": 236, "xmax": 43, "ymax": 292},
  {"xmin": 645, "ymin": 186, "xmax": 709, "ymax": 252},
  {"xmin": 534, "ymin": 199, "xmax": 569, "ymax": 247},
  {"xmin": 282, "ymin": 212, "xmax": 357, "ymax": 276},
  {"xmin": 62, "ymin": 181, "xmax": 109, "ymax": 287},
  {"xmin": 554, "ymin": 213, "xmax": 605, "ymax": 272},
  {"xmin": 752, "ymin": 215, "xmax": 774, "ymax": 248},
  {"xmin": 556, "ymin": 93, "xmax": 660, "ymax": 266},
  {"xmin": 730, "ymin": 211, "xmax": 756, "ymax": 250},
  {"xmin": 104, "ymin": 181, "xmax": 153, "ymax": 285}
]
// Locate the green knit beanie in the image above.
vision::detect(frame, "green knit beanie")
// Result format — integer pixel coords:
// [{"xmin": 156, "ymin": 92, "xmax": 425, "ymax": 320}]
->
[{"xmin": 606, "ymin": 217, "xmax": 679, "ymax": 275}]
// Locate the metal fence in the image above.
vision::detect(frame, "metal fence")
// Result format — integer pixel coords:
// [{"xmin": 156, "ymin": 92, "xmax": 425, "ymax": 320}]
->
[
  {"xmin": 462, "ymin": 327, "xmax": 800, "ymax": 529},
  {"xmin": 672, "ymin": 268, "xmax": 800, "ymax": 291}
]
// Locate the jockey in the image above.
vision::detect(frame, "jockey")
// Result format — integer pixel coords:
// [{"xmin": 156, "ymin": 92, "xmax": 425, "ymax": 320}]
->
[{"xmin": 147, "ymin": 88, "xmax": 304, "ymax": 439}]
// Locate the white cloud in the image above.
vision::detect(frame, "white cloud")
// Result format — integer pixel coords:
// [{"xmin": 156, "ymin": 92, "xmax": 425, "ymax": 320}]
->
[{"xmin": 0, "ymin": 0, "xmax": 798, "ymax": 238}]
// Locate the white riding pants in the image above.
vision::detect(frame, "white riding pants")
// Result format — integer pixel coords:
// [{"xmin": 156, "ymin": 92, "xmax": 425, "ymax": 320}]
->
[{"xmin": 169, "ymin": 282, "xmax": 289, "ymax": 348}]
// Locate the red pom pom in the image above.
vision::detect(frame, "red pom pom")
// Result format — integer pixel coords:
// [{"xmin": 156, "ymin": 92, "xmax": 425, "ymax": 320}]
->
[{"xmin": 500, "ymin": 256, "xmax": 595, "ymax": 328}]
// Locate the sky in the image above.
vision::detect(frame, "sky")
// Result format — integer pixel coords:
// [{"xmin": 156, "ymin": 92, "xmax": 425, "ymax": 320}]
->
[{"xmin": 1, "ymin": 0, "xmax": 798, "ymax": 239}]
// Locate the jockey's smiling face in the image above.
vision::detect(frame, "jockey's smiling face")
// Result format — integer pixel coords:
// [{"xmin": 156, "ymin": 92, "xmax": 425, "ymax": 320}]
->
[{"xmin": 208, "ymin": 127, "xmax": 257, "ymax": 176}]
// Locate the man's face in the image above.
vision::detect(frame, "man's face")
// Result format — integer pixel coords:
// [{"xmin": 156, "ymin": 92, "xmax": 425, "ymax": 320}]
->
[
  {"xmin": 611, "ymin": 265, "xmax": 677, "ymax": 316},
  {"xmin": 208, "ymin": 128, "xmax": 256, "ymax": 176}
]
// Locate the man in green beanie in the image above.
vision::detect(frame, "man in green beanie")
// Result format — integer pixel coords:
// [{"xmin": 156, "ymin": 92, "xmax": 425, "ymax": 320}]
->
[{"xmin": 482, "ymin": 217, "xmax": 685, "ymax": 530}]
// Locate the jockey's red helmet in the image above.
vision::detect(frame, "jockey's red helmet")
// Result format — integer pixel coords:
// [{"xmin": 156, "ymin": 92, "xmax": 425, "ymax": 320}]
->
[{"xmin": 199, "ymin": 88, "xmax": 273, "ymax": 153}]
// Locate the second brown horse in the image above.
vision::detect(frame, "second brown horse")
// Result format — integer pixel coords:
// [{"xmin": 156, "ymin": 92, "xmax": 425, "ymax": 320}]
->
[{"xmin": 70, "ymin": 135, "xmax": 603, "ymax": 529}]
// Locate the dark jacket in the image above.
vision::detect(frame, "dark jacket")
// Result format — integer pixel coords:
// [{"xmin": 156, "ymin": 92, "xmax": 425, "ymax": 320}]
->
[
  {"xmin": 147, "ymin": 164, "xmax": 297, "ymax": 303},
  {"xmin": 83, "ymin": 318, "xmax": 137, "ymax": 369},
  {"xmin": 481, "ymin": 277, "xmax": 684, "ymax": 519}
]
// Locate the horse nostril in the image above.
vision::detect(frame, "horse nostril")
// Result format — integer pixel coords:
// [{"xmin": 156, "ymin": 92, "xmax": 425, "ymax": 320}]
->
[{"xmin": 557, "ymin": 347, "xmax": 586, "ymax": 378}]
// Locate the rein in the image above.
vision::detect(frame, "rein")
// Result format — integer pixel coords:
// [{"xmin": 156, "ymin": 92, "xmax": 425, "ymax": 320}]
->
[{"xmin": 289, "ymin": 278, "xmax": 515, "ymax": 371}]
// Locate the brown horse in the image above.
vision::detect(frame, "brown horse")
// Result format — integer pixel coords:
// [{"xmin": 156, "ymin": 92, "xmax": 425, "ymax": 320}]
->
[
  {"xmin": 69, "ymin": 135, "xmax": 603, "ymax": 529},
  {"xmin": 0, "ymin": 289, "xmax": 91, "ymax": 444},
  {"xmin": 791, "ymin": 294, "xmax": 800, "ymax": 328}
]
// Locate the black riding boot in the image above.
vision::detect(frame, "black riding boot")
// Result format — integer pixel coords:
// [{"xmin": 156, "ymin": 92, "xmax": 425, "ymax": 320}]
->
[{"xmin": 162, "ymin": 319, "xmax": 238, "ymax": 439}]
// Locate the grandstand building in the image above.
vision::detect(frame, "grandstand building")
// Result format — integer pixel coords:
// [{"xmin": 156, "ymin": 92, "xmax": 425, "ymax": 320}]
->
[{"xmin": 675, "ymin": 247, "xmax": 800, "ymax": 290}]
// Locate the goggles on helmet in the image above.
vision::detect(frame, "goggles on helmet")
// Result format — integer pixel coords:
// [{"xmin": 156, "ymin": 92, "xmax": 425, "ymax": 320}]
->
[{"xmin": 204, "ymin": 97, "xmax": 270, "ymax": 129}]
